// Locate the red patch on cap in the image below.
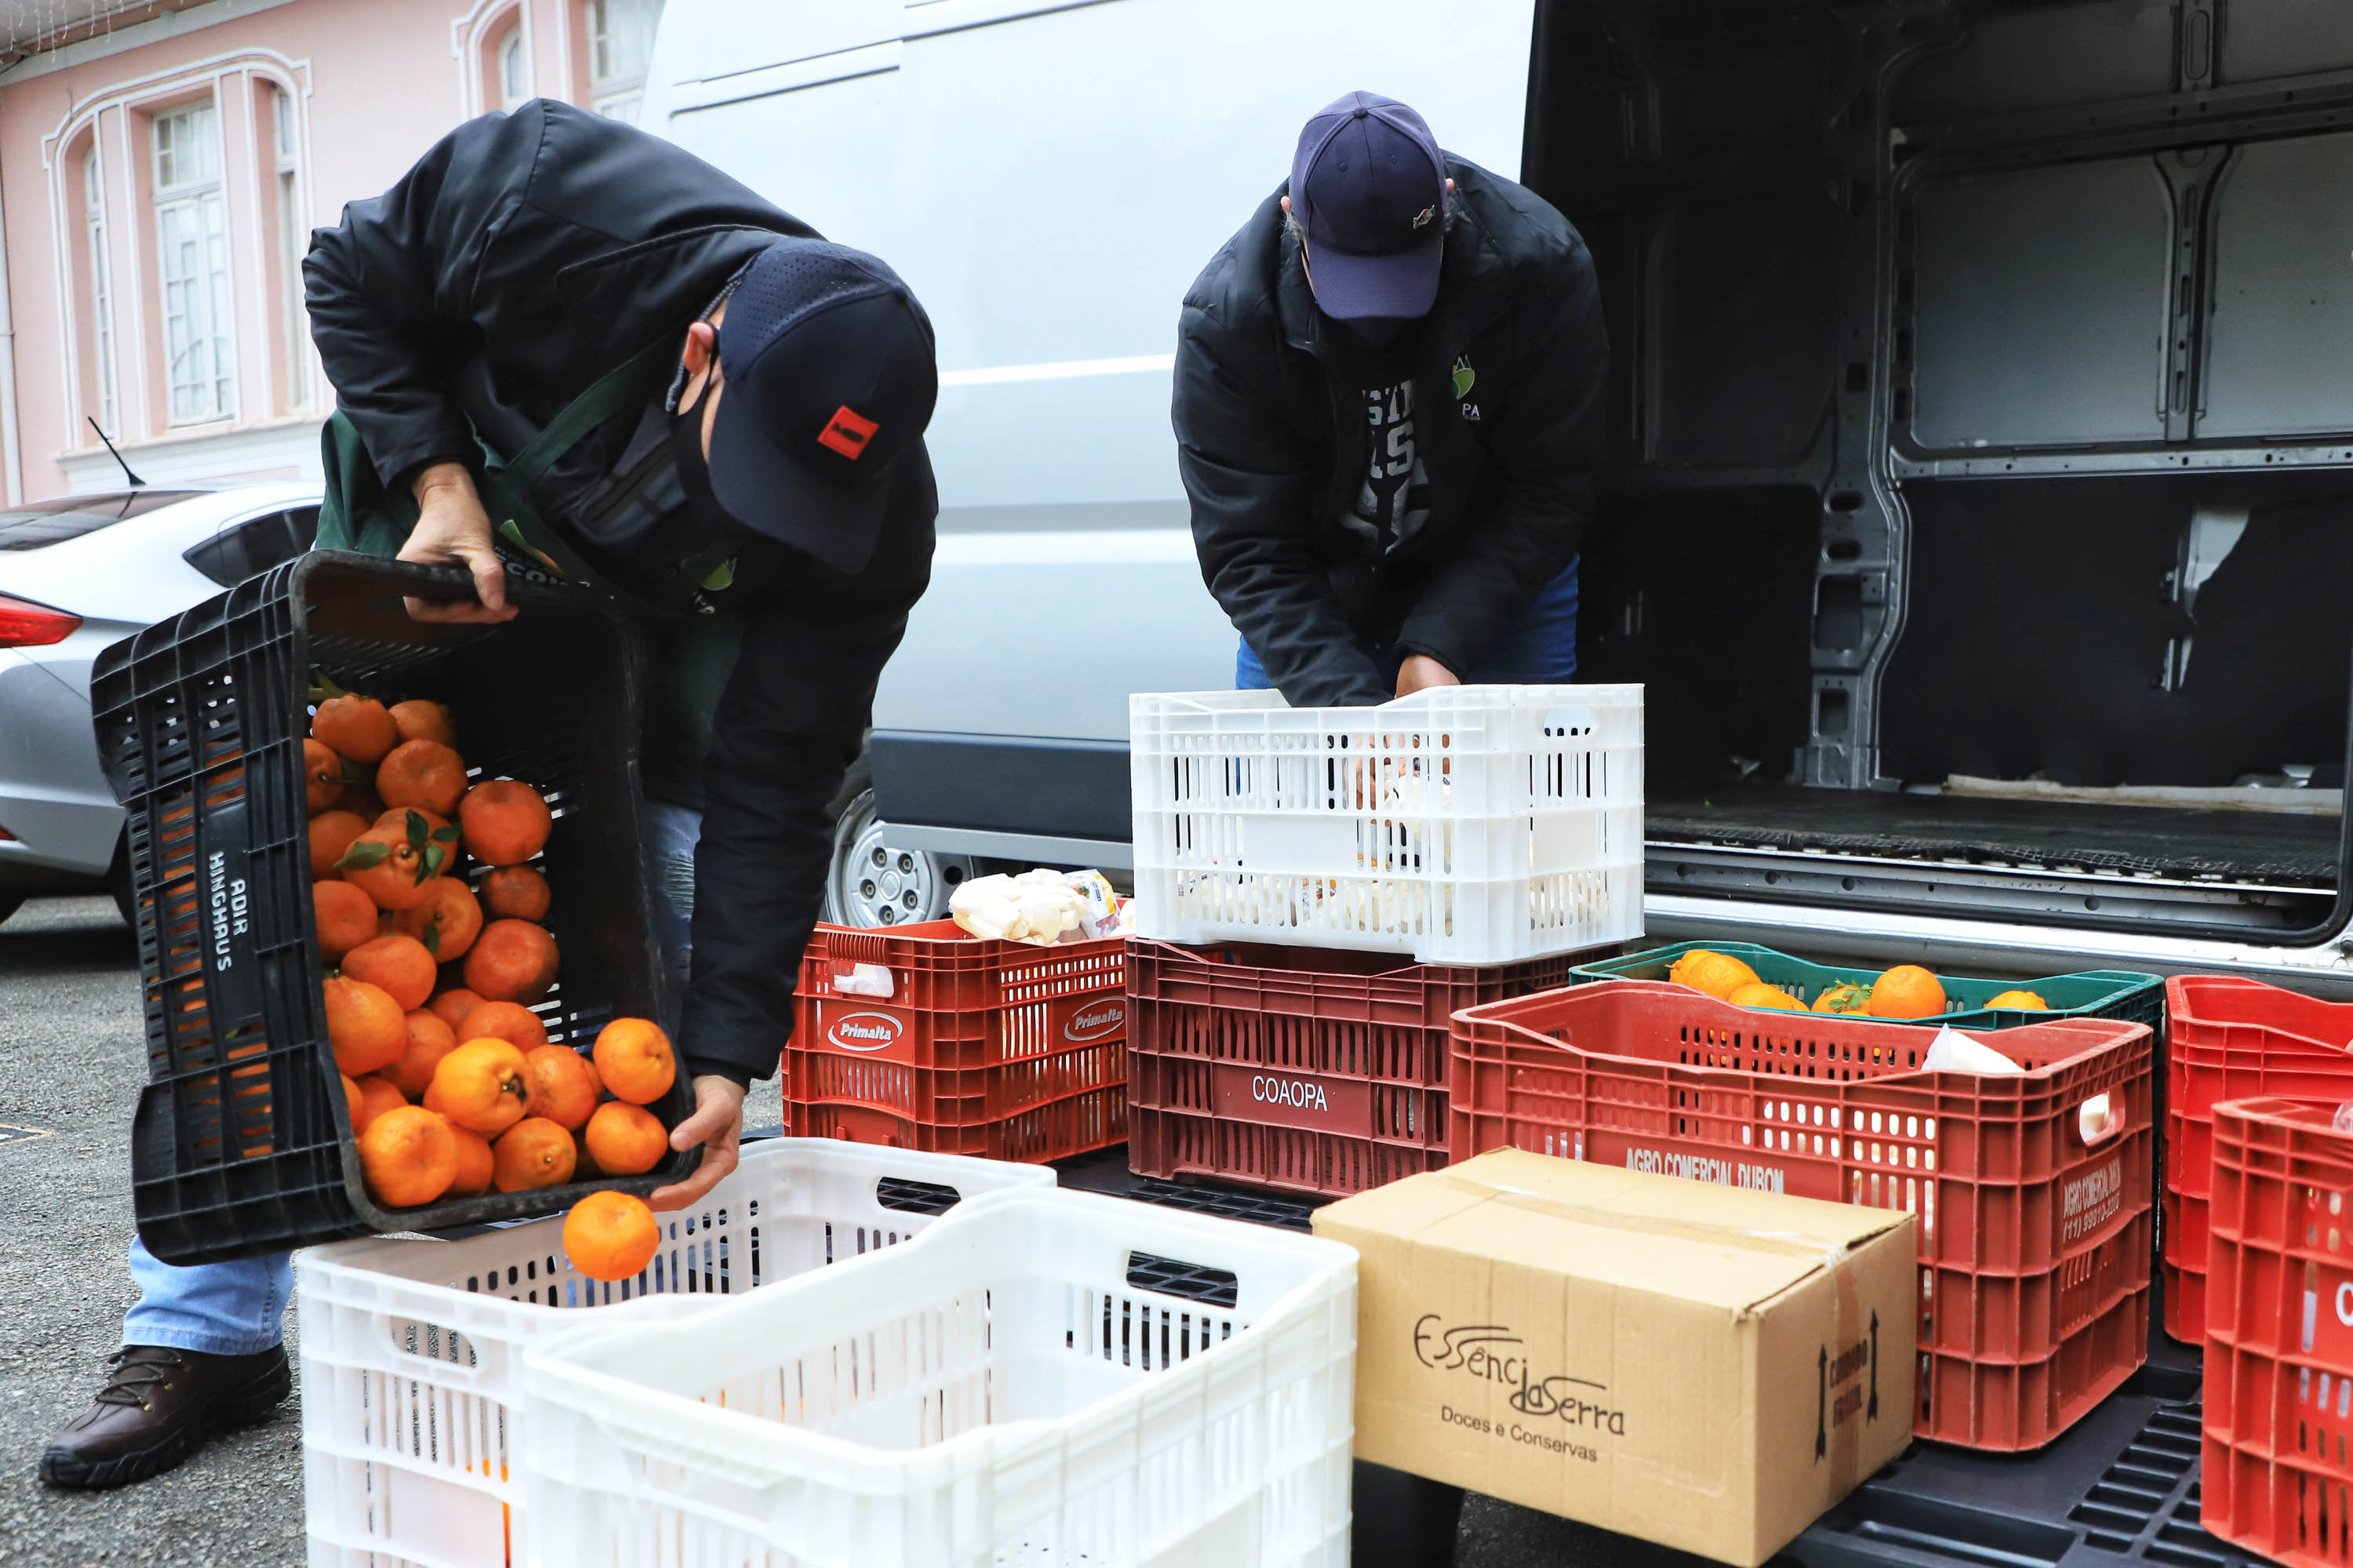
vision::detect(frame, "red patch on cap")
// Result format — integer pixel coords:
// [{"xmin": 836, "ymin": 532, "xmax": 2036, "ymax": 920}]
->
[{"xmin": 817, "ymin": 405, "xmax": 879, "ymax": 460}]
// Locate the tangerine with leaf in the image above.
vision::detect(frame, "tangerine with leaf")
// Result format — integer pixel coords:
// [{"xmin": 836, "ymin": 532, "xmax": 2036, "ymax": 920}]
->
[{"xmin": 393, "ymin": 876, "xmax": 482, "ymax": 962}]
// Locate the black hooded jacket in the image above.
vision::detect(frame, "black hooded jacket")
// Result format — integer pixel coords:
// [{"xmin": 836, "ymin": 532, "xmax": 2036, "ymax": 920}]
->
[
  {"xmin": 1173, "ymin": 155, "xmax": 1607, "ymax": 707},
  {"xmin": 304, "ymin": 101, "xmax": 936, "ymax": 1086}
]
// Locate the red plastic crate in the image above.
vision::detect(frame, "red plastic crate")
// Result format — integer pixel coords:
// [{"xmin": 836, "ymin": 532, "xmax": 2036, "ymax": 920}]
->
[
  {"xmin": 1123, "ymin": 938, "xmax": 1598, "ymax": 1199},
  {"xmin": 2201, "ymin": 1097, "xmax": 2353, "ymax": 1567},
  {"xmin": 1449, "ymin": 979, "xmax": 2155, "ymax": 1451},
  {"xmin": 786, "ymin": 920, "xmax": 1127, "ymax": 1162},
  {"xmin": 2165, "ymin": 977, "xmax": 2353, "ymax": 1344}
]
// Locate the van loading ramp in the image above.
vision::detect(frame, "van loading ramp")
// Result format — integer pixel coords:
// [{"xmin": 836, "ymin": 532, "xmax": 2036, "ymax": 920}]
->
[{"xmin": 1049, "ymin": 1151, "xmax": 2260, "ymax": 1568}]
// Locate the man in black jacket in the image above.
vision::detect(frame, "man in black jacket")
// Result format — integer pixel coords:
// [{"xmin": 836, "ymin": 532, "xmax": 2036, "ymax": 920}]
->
[
  {"xmin": 41, "ymin": 100, "xmax": 937, "ymax": 1491},
  {"xmin": 1175, "ymin": 93, "xmax": 1607, "ymax": 704}
]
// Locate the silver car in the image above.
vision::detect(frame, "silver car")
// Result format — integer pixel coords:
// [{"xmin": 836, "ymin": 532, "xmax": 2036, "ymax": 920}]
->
[{"xmin": 0, "ymin": 484, "xmax": 320, "ymax": 926}]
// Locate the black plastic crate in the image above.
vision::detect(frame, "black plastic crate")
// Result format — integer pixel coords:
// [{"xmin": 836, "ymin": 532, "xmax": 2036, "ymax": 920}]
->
[{"xmin": 93, "ymin": 551, "xmax": 693, "ymax": 1264}]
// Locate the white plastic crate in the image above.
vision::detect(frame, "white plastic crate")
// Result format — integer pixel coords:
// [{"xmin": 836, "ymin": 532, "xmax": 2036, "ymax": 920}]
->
[
  {"xmin": 1129, "ymin": 684, "xmax": 1644, "ymax": 963},
  {"xmin": 296, "ymin": 1138, "xmax": 1055, "ymax": 1568},
  {"xmin": 518, "ymin": 1188, "xmax": 1358, "ymax": 1568}
]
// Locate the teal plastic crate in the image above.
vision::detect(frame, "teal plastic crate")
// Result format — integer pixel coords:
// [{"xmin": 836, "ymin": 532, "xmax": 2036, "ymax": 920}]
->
[{"xmin": 1568, "ymin": 940, "xmax": 2163, "ymax": 1030}]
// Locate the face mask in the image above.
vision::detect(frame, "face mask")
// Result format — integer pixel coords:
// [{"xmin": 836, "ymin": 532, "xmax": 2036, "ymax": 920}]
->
[{"xmin": 670, "ymin": 379, "xmax": 742, "ymax": 530}]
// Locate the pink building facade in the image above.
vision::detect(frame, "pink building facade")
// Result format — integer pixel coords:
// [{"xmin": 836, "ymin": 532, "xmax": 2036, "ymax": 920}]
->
[{"xmin": 0, "ymin": 0, "xmax": 663, "ymax": 503}]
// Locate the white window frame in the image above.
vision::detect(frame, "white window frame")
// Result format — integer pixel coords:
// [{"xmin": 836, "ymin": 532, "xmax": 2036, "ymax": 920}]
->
[
  {"xmin": 83, "ymin": 149, "xmax": 119, "ymax": 438},
  {"xmin": 152, "ymin": 99, "xmax": 236, "ymax": 427},
  {"xmin": 587, "ymin": 0, "xmax": 660, "ymax": 122},
  {"xmin": 271, "ymin": 83, "xmax": 311, "ymax": 411},
  {"xmin": 500, "ymin": 27, "xmax": 529, "ymax": 109}
]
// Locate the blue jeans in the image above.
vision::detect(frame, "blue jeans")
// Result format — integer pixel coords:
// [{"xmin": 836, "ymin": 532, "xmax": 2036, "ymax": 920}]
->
[
  {"xmin": 124, "ymin": 801, "xmax": 705, "ymax": 1354},
  {"xmin": 1235, "ymin": 558, "xmax": 1580, "ymax": 690}
]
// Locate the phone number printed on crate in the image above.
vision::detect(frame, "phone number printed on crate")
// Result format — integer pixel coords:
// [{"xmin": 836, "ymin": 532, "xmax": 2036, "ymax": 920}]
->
[{"xmin": 2061, "ymin": 1155, "xmax": 2125, "ymax": 1246}]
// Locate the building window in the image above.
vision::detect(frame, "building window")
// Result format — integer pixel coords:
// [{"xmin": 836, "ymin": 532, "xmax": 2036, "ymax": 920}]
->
[
  {"xmin": 271, "ymin": 85, "xmax": 311, "ymax": 409},
  {"xmin": 83, "ymin": 151, "xmax": 119, "ymax": 438},
  {"xmin": 500, "ymin": 27, "xmax": 529, "ymax": 110},
  {"xmin": 153, "ymin": 101, "xmax": 235, "ymax": 425},
  {"xmin": 588, "ymin": 0, "xmax": 660, "ymax": 122}
]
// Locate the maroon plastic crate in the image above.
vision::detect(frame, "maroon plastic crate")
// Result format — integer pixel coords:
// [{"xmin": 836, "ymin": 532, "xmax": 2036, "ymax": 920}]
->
[
  {"xmin": 787, "ymin": 919, "xmax": 1127, "ymax": 1162},
  {"xmin": 1123, "ymin": 937, "xmax": 1605, "ymax": 1199}
]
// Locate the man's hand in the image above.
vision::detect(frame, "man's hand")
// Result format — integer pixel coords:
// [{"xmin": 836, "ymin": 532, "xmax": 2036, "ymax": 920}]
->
[
  {"xmin": 398, "ymin": 462, "xmax": 517, "ymax": 624},
  {"xmin": 1396, "ymin": 653, "xmax": 1460, "ymax": 697},
  {"xmin": 646, "ymin": 1074, "xmax": 746, "ymax": 1211}
]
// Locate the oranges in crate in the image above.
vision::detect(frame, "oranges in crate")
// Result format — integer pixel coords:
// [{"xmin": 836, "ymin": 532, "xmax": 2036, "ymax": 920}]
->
[
  {"xmin": 1666, "ymin": 948, "xmax": 1982, "ymax": 1021},
  {"xmin": 302, "ymin": 679, "xmax": 678, "ymax": 1232}
]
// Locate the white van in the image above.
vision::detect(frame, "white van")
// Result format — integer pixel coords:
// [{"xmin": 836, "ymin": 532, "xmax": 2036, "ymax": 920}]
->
[{"xmin": 645, "ymin": 0, "xmax": 2353, "ymax": 1002}]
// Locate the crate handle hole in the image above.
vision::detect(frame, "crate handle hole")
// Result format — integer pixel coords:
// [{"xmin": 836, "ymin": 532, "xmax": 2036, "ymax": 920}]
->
[
  {"xmin": 2078, "ymin": 1093, "xmax": 2123, "ymax": 1145},
  {"xmin": 875, "ymin": 1177, "xmax": 961, "ymax": 1216},
  {"xmin": 1126, "ymin": 1250, "xmax": 1239, "ymax": 1308}
]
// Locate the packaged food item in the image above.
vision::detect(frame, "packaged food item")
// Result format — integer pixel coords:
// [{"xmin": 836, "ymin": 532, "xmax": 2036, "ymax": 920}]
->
[{"xmin": 1066, "ymin": 870, "xmax": 1123, "ymax": 940}]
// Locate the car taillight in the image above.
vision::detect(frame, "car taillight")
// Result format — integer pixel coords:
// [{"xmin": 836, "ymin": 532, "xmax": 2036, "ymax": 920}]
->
[{"xmin": 0, "ymin": 592, "xmax": 80, "ymax": 647}]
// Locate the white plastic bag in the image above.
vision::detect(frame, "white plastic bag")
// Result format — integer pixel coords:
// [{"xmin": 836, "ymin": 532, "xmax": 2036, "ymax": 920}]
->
[
  {"xmin": 1919, "ymin": 1025, "xmax": 2025, "ymax": 1075},
  {"xmin": 831, "ymin": 962, "xmax": 896, "ymax": 999},
  {"xmin": 950, "ymin": 870, "xmax": 1085, "ymax": 945}
]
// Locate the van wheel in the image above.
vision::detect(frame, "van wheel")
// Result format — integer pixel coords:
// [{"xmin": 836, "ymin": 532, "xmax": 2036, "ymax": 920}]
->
[{"xmin": 824, "ymin": 784, "xmax": 971, "ymax": 928}]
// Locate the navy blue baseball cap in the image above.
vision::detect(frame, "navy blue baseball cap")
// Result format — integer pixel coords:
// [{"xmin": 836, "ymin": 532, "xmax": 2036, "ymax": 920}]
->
[
  {"xmin": 1289, "ymin": 92, "xmax": 1448, "ymax": 320},
  {"xmin": 709, "ymin": 241, "xmax": 938, "ymax": 574}
]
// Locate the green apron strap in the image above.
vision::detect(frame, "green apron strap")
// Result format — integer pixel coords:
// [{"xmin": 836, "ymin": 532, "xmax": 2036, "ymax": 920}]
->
[{"xmin": 503, "ymin": 337, "xmax": 678, "ymax": 491}]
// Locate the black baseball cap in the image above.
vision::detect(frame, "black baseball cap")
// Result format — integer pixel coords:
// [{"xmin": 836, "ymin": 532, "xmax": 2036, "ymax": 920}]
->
[
  {"xmin": 1289, "ymin": 92, "xmax": 1449, "ymax": 320},
  {"xmin": 708, "ymin": 241, "xmax": 938, "ymax": 574}
]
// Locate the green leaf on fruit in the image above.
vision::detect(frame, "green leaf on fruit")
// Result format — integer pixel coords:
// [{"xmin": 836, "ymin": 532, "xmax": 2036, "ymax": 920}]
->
[
  {"xmin": 431, "ymin": 825, "xmax": 460, "ymax": 844},
  {"xmin": 421, "ymin": 845, "xmax": 447, "ymax": 882},
  {"xmin": 334, "ymin": 841, "xmax": 391, "ymax": 871},
  {"xmin": 419, "ymin": 922, "xmax": 441, "ymax": 958},
  {"xmin": 406, "ymin": 810, "xmax": 430, "ymax": 852}
]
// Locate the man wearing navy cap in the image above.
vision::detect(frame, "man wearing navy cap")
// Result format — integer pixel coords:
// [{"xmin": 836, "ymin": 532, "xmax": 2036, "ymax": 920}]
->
[
  {"xmin": 1176, "ymin": 92, "xmax": 1608, "ymax": 704},
  {"xmin": 42, "ymin": 100, "xmax": 937, "ymax": 1490}
]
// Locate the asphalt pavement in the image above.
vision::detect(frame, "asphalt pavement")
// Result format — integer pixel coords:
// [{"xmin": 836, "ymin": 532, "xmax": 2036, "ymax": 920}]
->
[{"xmin": 0, "ymin": 893, "xmax": 1708, "ymax": 1567}]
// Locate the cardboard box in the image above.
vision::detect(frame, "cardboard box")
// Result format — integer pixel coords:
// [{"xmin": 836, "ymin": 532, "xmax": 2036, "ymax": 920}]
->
[{"xmin": 1313, "ymin": 1148, "xmax": 1916, "ymax": 1566}]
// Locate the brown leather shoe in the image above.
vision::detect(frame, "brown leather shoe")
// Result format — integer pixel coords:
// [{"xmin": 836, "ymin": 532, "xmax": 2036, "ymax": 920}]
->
[{"xmin": 38, "ymin": 1344, "xmax": 291, "ymax": 1490}]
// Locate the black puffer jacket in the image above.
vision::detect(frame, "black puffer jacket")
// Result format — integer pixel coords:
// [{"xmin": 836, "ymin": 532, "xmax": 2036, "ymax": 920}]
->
[
  {"xmin": 1173, "ymin": 156, "xmax": 1608, "ymax": 707},
  {"xmin": 304, "ymin": 102, "xmax": 936, "ymax": 1086}
]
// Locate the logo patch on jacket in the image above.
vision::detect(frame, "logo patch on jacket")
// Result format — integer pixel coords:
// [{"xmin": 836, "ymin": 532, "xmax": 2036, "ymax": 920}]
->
[
  {"xmin": 1453, "ymin": 354, "xmax": 1481, "ymax": 420},
  {"xmin": 818, "ymin": 405, "xmax": 879, "ymax": 460}
]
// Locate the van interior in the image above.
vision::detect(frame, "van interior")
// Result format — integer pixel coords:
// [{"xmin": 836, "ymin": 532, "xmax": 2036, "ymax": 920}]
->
[{"xmin": 1533, "ymin": 0, "xmax": 2353, "ymax": 943}]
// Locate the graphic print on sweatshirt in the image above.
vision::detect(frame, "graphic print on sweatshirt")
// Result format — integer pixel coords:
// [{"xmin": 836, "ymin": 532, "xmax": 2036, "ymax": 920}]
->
[{"xmin": 1351, "ymin": 377, "xmax": 1431, "ymax": 555}]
